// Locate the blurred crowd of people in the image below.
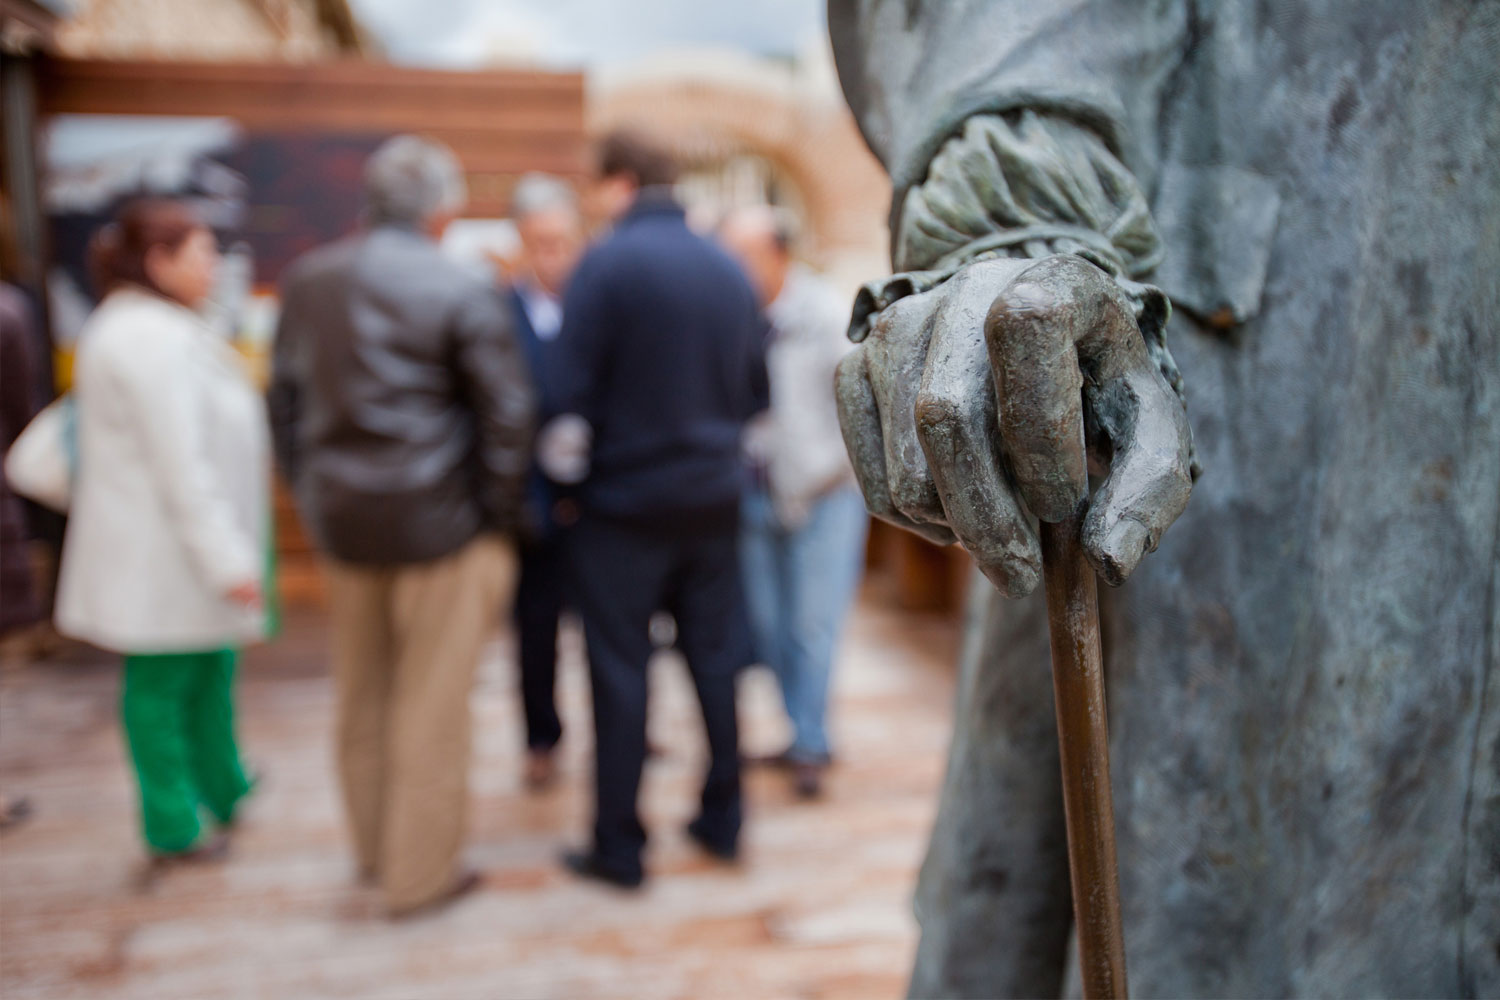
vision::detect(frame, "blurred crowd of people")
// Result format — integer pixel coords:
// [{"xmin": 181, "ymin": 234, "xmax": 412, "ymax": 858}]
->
[{"xmin": 2, "ymin": 130, "xmax": 869, "ymax": 915}]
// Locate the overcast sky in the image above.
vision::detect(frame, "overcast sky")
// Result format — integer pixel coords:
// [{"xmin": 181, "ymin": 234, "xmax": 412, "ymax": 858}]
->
[{"xmin": 347, "ymin": 0, "xmax": 828, "ymax": 69}]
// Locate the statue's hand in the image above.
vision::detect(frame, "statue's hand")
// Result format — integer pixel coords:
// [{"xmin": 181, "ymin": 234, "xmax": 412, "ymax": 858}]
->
[{"xmin": 837, "ymin": 254, "xmax": 1193, "ymax": 596}]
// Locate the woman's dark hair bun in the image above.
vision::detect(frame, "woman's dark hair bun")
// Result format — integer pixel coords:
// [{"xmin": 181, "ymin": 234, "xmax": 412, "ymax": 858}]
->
[{"xmin": 87, "ymin": 198, "xmax": 204, "ymax": 300}]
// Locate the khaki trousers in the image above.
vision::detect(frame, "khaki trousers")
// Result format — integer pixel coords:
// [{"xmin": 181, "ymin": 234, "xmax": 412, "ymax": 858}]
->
[{"xmin": 322, "ymin": 534, "xmax": 516, "ymax": 913}]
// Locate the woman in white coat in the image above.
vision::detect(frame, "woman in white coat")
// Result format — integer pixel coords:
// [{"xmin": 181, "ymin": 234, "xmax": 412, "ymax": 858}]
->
[{"xmin": 57, "ymin": 198, "xmax": 269, "ymax": 862}]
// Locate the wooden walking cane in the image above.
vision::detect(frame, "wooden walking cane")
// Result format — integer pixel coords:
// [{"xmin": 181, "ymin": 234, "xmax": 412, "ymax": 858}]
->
[{"xmin": 1039, "ymin": 512, "xmax": 1128, "ymax": 999}]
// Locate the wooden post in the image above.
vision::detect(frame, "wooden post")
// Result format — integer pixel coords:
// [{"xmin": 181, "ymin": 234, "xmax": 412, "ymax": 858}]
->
[{"xmin": 1039, "ymin": 513, "xmax": 1128, "ymax": 999}]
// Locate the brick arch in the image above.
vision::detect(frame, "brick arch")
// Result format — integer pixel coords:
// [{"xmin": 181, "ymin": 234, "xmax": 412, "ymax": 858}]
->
[{"xmin": 591, "ymin": 76, "xmax": 890, "ymax": 293}]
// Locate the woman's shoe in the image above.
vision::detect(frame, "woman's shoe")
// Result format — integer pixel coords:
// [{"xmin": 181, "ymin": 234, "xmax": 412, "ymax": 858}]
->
[
  {"xmin": 220, "ymin": 766, "xmax": 264, "ymax": 830},
  {"xmin": 149, "ymin": 830, "xmax": 230, "ymax": 869}
]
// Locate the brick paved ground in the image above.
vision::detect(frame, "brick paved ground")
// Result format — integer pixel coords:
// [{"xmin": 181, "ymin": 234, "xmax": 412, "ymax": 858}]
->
[{"xmin": 0, "ymin": 590, "xmax": 958, "ymax": 999}]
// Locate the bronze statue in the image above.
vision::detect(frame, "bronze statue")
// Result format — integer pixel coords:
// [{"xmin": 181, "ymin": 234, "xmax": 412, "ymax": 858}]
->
[{"xmin": 828, "ymin": 1, "xmax": 1500, "ymax": 996}]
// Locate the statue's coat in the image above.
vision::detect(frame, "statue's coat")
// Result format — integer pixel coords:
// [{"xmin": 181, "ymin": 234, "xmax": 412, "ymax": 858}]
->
[{"xmin": 829, "ymin": 1, "xmax": 1500, "ymax": 995}]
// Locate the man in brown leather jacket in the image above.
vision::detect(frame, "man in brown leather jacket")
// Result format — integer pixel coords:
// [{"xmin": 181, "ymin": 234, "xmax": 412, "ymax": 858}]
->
[{"xmin": 269, "ymin": 135, "xmax": 535, "ymax": 916}]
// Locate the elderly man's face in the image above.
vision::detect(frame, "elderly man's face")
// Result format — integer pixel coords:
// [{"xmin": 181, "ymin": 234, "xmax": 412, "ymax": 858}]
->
[
  {"xmin": 719, "ymin": 212, "xmax": 790, "ymax": 308},
  {"xmin": 518, "ymin": 206, "xmax": 584, "ymax": 297}
]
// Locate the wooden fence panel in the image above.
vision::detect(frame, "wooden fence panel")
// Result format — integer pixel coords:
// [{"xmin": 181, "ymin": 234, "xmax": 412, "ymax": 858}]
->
[{"xmin": 36, "ymin": 57, "xmax": 589, "ymax": 216}]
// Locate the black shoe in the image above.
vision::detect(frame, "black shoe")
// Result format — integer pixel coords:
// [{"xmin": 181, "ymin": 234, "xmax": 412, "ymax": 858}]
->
[
  {"xmin": 742, "ymin": 748, "xmax": 796, "ymax": 769},
  {"xmin": 743, "ymin": 747, "xmax": 833, "ymax": 770},
  {"xmin": 686, "ymin": 818, "xmax": 739, "ymax": 863},
  {"xmin": 793, "ymin": 761, "xmax": 825, "ymax": 800},
  {"xmin": 561, "ymin": 849, "xmax": 643, "ymax": 890}
]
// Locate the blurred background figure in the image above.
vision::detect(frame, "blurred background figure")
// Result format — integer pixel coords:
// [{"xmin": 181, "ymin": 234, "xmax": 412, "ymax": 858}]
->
[
  {"xmin": 719, "ymin": 205, "xmax": 866, "ymax": 800},
  {"xmin": 0, "ymin": 273, "xmax": 47, "ymax": 834},
  {"xmin": 547, "ymin": 130, "xmax": 767, "ymax": 889},
  {"xmin": 56, "ymin": 198, "xmax": 268, "ymax": 863},
  {"xmin": 506, "ymin": 173, "xmax": 586, "ymax": 792},
  {"xmin": 268, "ymin": 135, "xmax": 535, "ymax": 916},
  {"xmin": 0, "ymin": 280, "xmax": 46, "ymax": 650}
]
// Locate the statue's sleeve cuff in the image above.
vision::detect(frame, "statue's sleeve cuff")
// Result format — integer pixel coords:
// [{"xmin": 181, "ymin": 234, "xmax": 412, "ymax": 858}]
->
[{"xmin": 893, "ymin": 111, "xmax": 1163, "ymax": 277}]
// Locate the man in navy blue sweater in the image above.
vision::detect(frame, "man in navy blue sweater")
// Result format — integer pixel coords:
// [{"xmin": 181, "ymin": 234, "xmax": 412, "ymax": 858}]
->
[{"xmin": 546, "ymin": 131, "xmax": 768, "ymax": 888}]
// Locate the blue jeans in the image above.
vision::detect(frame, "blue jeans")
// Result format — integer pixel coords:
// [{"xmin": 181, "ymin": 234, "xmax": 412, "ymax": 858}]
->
[{"xmin": 739, "ymin": 485, "xmax": 868, "ymax": 762}]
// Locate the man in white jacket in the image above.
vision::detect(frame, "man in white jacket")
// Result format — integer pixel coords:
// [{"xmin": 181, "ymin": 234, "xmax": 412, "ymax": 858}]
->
[{"xmin": 720, "ymin": 205, "xmax": 868, "ymax": 799}]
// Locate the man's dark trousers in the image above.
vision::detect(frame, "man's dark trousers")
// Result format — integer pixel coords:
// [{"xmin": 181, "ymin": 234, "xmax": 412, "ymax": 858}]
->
[
  {"xmin": 568, "ymin": 513, "xmax": 746, "ymax": 881},
  {"xmin": 514, "ymin": 533, "xmax": 566, "ymax": 751}
]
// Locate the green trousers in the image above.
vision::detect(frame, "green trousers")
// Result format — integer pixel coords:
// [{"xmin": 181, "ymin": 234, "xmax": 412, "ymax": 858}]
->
[{"xmin": 121, "ymin": 649, "xmax": 252, "ymax": 853}]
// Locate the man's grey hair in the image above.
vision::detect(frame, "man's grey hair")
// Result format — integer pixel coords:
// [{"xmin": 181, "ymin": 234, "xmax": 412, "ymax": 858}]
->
[
  {"xmin": 510, "ymin": 172, "xmax": 579, "ymax": 221},
  {"xmin": 721, "ymin": 202, "xmax": 802, "ymax": 255},
  {"xmin": 365, "ymin": 135, "xmax": 468, "ymax": 226}
]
